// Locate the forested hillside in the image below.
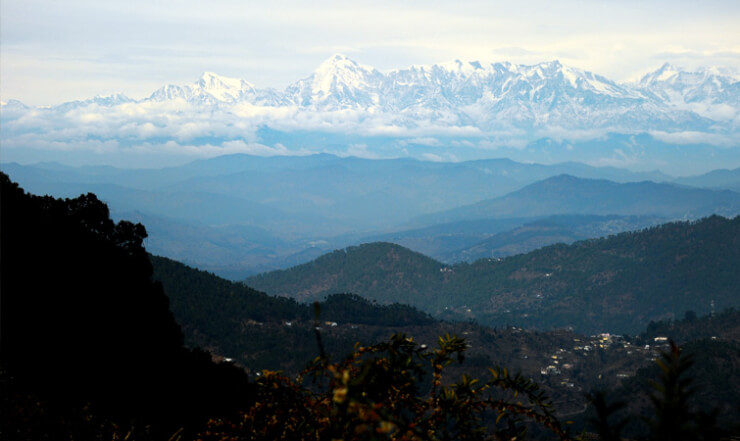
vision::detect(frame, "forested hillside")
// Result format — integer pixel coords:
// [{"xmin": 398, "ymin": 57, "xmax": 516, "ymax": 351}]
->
[
  {"xmin": 151, "ymin": 255, "xmax": 436, "ymax": 372},
  {"xmin": 246, "ymin": 242, "xmax": 444, "ymax": 303},
  {"xmin": 150, "ymin": 255, "xmax": 651, "ymax": 417},
  {"xmin": 248, "ymin": 216, "xmax": 740, "ymax": 334}
]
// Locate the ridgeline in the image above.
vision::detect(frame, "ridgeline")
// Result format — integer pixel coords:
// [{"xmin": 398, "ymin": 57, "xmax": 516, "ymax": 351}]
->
[{"xmin": 248, "ymin": 216, "xmax": 740, "ymax": 334}]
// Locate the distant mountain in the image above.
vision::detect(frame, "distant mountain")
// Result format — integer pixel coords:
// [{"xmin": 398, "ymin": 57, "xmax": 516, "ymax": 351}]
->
[
  {"xmin": 413, "ymin": 174, "xmax": 740, "ymax": 226},
  {"xmin": 673, "ymin": 167, "xmax": 740, "ymax": 191},
  {"xmin": 363, "ymin": 217, "xmax": 538, "ymax": 260},
  {"xmin": 635, "ymin": 63, "xmax": 740, "ymax": 121},
  {"xmin": 2, "ymin": 55, "xmax": 738, "ymax": 172},
  {"xmin": 364, "ymin": 214, "xmax": 666, "ymax": 263},
  {"xmin": 248, "ymin": 216, "xmax": 740, "ymax": 335},
  {"xmin": 118, "ymin": 211, "xmax": 301, "ymax": 278},
  {"xmin": 128, "ymin": 57, "xmax": 737, "ymax": 133},
  {"xmin": 2, "ymin": 156, "xmax": 683, "ymax": 278},
  {"xmin": 441, "ymin": 214, "xmax": 667, "ymax": 263}
]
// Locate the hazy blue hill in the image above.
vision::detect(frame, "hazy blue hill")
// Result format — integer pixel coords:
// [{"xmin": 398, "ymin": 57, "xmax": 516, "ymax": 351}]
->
[
  {"xmin": 5, "ymin": 155, "xmax": 736, "ymax": 279},
  {"xmin": 249, "ymin": 216, "xmax": 740, "ymax": 334},
  {"xmin": 363, "ymin": 217, "xmax": 536, "ymax": 260},
  {"xmin": 442, "ymin": 214, "xmax": 667, "ymax": 262},
  {"xmin": 157, "ymin": 156, "xmax": 527, "ymax": 230},
  {"xmin": 674, "ymin": 166, "xmax": 740, "ymax": 191},
  {"xmin": 1, "ymin": 154, "xmax": 683, "ymax": 228},
  {"xmin": 0, "ymin": 169, "xmax": 296, "ymax": 227},
  {"xmin": 100, "ymin": 184, "xmax": 298, "ymax": 227},
  {"xmin": 413, "ymin": 174, "xmax": 740, "ymax": 226},
  {"xmin": 0, "ymin": 161, "xmax": 204, "ymax": 190},
  {"xmin": 367, "ymin": 214, "xmax": 665, "ymax": 263},
  {"xmin": 464, "ymin": 157, "xmax": 672, "ymax": 184},
  {"xmin": 119, "ymin": 211, "xmax": 296, "ymax": 277}
]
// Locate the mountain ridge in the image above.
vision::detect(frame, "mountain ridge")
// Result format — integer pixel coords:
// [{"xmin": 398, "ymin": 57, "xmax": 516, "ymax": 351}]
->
[
  {"xmin": 247, "ymin": 215, "xmax": 740, "ymax": 335},
  {"xmin": 4, "ymin": 55, "xmax": 737, "ymax": 136},
  {"xmin": 412, "ymin": 174, "xmax": 740, "ymax": 227}
]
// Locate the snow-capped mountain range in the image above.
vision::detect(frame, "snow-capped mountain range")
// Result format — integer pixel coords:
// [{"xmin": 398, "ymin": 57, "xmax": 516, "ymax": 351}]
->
[
  {"xmin": 147, "ymin": 55, "xmax": 738, "ymax": 127},
  {"xmin": 122, "ymin": 54, "xmax": 736, "ymax": 131},
  {"xmin": 1, "ymin": 54, "xmax": 738, "ymax": 171}
]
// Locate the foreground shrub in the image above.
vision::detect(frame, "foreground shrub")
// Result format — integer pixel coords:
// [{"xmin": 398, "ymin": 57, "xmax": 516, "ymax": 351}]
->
[{"xmin": 198, "ymin": 332, "xmax": 570, "ymax": 441}]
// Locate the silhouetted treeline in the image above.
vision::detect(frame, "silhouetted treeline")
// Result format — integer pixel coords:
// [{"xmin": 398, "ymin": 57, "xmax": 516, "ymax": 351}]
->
[{"xmin": 0, "ymin": 173, "xmax": 253, "ymax": 440}]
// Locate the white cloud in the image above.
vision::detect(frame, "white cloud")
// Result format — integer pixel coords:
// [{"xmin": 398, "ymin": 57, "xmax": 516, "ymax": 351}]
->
[
  {"xmin": 340, "ymin": 143, "xmax": 380, "ymax": 159},
  {"xmin": 399, "ymin": 137, "xmax": 442, "ymax": 147},
  {"xmin": 476, "ymin": 138, "xmax": 529, "ymax": 151},
  {"xmin": 421, "ymin": 153, "xmax": 445, "ymax": 162},
  {"xmin": 648, "ymin": 130, "xmax": 739, "ymax": 147}
]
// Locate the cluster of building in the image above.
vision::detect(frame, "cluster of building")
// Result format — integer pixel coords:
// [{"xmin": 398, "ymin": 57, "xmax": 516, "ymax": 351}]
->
[{"xmin": 538, "ymin": 332, "xmax": 672, "ymax": 389}]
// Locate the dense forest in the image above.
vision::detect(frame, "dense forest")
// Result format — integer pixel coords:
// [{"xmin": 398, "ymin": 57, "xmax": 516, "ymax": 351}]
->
[{"xmin": 248, "ymin": 217, "xmax": 740, "ymax": 334}]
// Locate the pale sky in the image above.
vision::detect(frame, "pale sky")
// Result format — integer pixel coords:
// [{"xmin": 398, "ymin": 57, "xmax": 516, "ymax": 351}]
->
[{"xmin": 2, "ymin": 0, "xmax": 739, "ymax": 106}]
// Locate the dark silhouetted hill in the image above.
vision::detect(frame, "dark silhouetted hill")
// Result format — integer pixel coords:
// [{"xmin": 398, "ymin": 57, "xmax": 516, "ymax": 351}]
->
[{"xmin": 0, "ymin": 173, "xmax": 253, "ymax": 439}]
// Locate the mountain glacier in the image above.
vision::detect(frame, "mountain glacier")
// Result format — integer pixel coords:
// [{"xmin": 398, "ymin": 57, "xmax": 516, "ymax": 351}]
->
[{"xmin": 1, "ymin": 54, "xmax": 738, "ymax": 171}]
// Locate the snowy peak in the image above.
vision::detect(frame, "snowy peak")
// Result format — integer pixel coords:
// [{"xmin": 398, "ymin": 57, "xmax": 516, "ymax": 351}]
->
[
  {"xmin": 198, "ymin": 72, "xmax": 254, "ymax": 92},
  {"xmin": 149, "ymin": 72, "xmax": 258, "ymax": 104},
  {"xmin": 197, "ymin": 71, "xmax": 257, "ymax": 102},
  {"xmin": 638, "ymin": 63, "xmax": 738, "ymax": 89},
  {"xmin": 435, "ymin": 59, "xmax": 486, "ymax": 75},
  {"xmin": 514, "ymin": 60, "xmax": 626, "ymax": 94},
  {"xmin": 637, "ymin": 62, "xmax": 681, "ymax": 87},
  {"xmin": 0, "ymin": 99, "xmax": 31, "ymax": 119},
  {"xmin": 287, "ymin": 54, "xmax": 383, "ymax": 108},
  {"xmin": 471, "ymin": 60, "xmax": 639, "ymax": 108},
  {"xmin": 636, "ymin": 63, "xmax": 740, "ymax": 111},
  {"xmin": 312, "ymin": 53, "xmax": 381, "ymax": 91},
  {"xmin": 314, "ymin": 53, "xmax": 368, "ymax": 73},
  {"xmin": 91, "ymin": 93, "xmax": 133, "ymax": 104}
]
